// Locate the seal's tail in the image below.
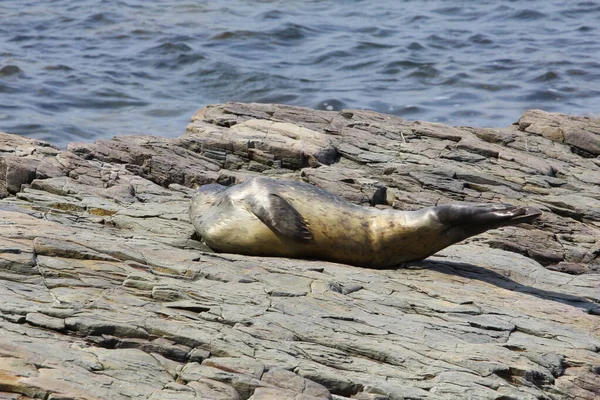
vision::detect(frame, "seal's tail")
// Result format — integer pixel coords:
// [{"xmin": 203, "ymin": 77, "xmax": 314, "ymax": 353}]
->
[{"xmin": 435, "ymin": 203, "xmax": 542, "ymax": 229}]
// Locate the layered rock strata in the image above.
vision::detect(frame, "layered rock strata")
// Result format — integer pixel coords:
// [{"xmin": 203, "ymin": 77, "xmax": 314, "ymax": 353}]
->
[{"xmin": 0, "ymin": 103, "xmax": 598, "ymax": 399}]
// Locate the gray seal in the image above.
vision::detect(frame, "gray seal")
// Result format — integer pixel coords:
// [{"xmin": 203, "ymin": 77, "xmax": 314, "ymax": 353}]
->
[{"xmin": 189, "ymin": 177, "xmax": 541, "ymax": 268}]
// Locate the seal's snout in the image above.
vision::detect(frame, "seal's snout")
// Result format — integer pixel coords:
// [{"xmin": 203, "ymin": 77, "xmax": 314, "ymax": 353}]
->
[{"xmin": 190, "ymin": 183, "xmax": 229, "ymax": 219}]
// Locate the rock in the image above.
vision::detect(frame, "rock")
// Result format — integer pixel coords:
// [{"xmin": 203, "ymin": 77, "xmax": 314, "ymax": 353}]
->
[
  {"xmin": 518, "ymin": 109, "xmax": 600, "ymax": 156},
  {"xmin": 179, "ymin": 363, "xmax": 264, "ymax": 399},
  {"xmin": 185, "ymin": 117, "xmax": 338, "ymax": 170},
  {"xmin": 202, "ymin": 357, "xmax": 265, "ymax": 380},
  {"xmin": 248, "ymin": 387, "xmax": 328, "ymax": 400},
  {"xmin": 0, "ymin": 132, "xmax": 60, "ymax": 198},
  {"xmin": 25, "ymin": 312, "xmax": 66, "ymax": 331},
  {"xmin": 534, "ymin": 193, "xmax": 600, "ymax": 223},
  {"xmin": 33, "ymin": 237, "xmax": 121, "ymax": 261},
  {"xmin": 261, "ymin": 368, "xmax": 331, "ymax": 398},
  {"xmin": 186, "ymin": 379, "xmax": 242, "ymax": 400},
  {"xmin": 0, "ymin": 155, "xmax": 39, "ymax": 196},
  {"xmin": 0, "ymin": 103, "xmax": 599, "ymax": 399}
]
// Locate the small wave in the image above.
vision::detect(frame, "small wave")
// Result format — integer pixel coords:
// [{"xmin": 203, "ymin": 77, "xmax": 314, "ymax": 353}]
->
[
  {"xmin": 381, "ymin": 60, "xmax": 437, "ymax": 75},
  {"xmin": 254, "ymin": 93, "xmax": 300, "ymax": 105},
  {"xmin": 0, "ymin": 65, "xmax": 22, "ymax": 76},
  {"xmin": 143, "ymin": 108, "xmax": 187, "ymax": 117},
  {"xmin": 260, "ymin": 9, "xmax": 284, "ymax": 20},
  {"xmin": 565, "ymin": 69, "xmax": 588, "ymax": 77},
  {"xmin": 356, "ymin": 27, "xmax": 398, "ymax": 38},
  {"xmin": 144, "ymin": 42, "xmax": 193, "ymax": 54},
  {"xmin": 82, "ymin": 12, "xmax": 119, "ymax": 27},
  {"xmin": 354, "ymin": 41, "xmax": 396, "ymax": 51},
  {"xmin": 440, "ymin": 72, "xmax": 470, "ymax": 86},
  {"xmin": 474, "ymin": 58, "xmax": 522, "ymax": 73},
  {"xmin": 426, "ymin": 34, "xmax": 468, "ymax": 50},
  {"xmin": 432, "ymin": 6, "xmax": 462, "ymax": 16},
  {"xmin": 141, "ymin": 42, "xmax": 204, "ymax": 70},
  {"xmin": 407, "ymin": 42, "xmax": 426, "ymax": 51},
  {"xmin": 131, "ymin": 29, "xmax": 154, "ymax": 36},
  {"xmin": 35, "ymin": 101, "xmax": 64, "ymax": 112},
  {"xmin": 408, "ymin": 15, "xmax": 431, "ymax": 23},
  {"xmin": 4, "ymin": 123, "xmax": 45, "ymax": 133},
  {"xmin": 0, "ymin": 82, "xmax": 18, "ymax": 94},
  {"xmin": 271, "ymin": 23, "xmax": 313, "ymax": 42},
  {"xmin": 472, "ymin": 82, "xmax": 520, "ymax": 92},
  {"xmin": 450, "ymin": 109, "xmax": 483, "ymax": 118},
  {"xmin": 407, "ymin": 65, "xmax": 441, "ymax": 79},
  {"xmin": 393, "ymin": 105, "xmax": 425, "ymax": 116},
  {"xmin": 64, "ymin": 89, "xmax": 150, "ymax": 110},
  {"xmin": 530, "ymin": 71, "xmax": 560, "ymax": 82},
  {"xmin": 564, "ymin": 2, "xmax": 600, "ymax": 17},
  {"xmin": 311, "ymin": 50, "xmax": 353, "ymax": 66},
  {"xmin": 8, "ymin": 35, "xmax": 35, "ymax": 42},
  {"xmin": 522, "ymin": 89, "xmax": 564, "ymax": 102},
  {"xmin": 211, "ymin": 30, "xmax": 265, "ymax": 41},
  {"xmin": 509, "ymin": 9, "xmax": 546, "ymax": 20},
  {"xmin": 578, "ymin": 25, "xmax": 594, "ymax": 32},
  {"xmin": 43, "ymin": 65, "xmax": 74, "ymax": 71},
  {"xmin": 338, "ymin": 60, "xmax": 379, "ymax": 71},
  {"xmin": 88, "ymin": 12, "xmax": 117, "ymax": 22},
  {"xmin": 468, "ymin": 34, "xmax": 493, "ymax": 45}
]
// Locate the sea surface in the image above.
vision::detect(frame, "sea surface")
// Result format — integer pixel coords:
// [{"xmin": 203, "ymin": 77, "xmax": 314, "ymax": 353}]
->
[{"xmin": 1, "ymin": 0, "xmax": 600, "ymax": 148}]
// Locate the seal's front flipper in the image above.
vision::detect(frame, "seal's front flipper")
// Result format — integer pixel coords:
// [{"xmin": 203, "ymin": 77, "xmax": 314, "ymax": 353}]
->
[
  {"xmin": 435, "ymin": 203, "xmax": 542, "ymax": 229},
  {"xmin": 249, "ymin": 194, "xmax": 314, "ymax": 242}
]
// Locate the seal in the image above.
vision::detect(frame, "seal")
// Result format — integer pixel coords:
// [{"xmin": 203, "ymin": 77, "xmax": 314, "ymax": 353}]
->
[{"xmin": 189, "ymin": 177, "xmax": 542, "ymax": 268}]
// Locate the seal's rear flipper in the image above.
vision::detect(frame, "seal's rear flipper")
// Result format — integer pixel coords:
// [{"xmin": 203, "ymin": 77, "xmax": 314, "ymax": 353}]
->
[
  {"xmin": 249, "ymin": 194, "xmax": 314, "ymax": 242},
  {"xmin": 436, "ymin": 203, "xmax": 542, "ymax": 229}
]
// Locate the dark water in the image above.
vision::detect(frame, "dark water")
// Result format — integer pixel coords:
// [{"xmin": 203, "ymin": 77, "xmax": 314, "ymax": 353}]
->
[{"xmin": 1, "ymin": 1, "xmax": 599, "ymax": 148}]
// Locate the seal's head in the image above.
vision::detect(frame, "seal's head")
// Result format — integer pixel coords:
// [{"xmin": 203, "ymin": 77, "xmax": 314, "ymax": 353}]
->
[
  {"xmin": 190, "ymin": 183, "xmax": 227, "ymax": 215},
  {"xmin": 193, "ymin": 183, "xmax": 227, "ymax": 197}
]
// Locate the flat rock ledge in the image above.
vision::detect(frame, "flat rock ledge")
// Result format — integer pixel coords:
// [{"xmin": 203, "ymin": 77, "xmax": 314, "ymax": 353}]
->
[{"xmin": 0, "ymin": 103, "xmax": 599, "ymax": 400}]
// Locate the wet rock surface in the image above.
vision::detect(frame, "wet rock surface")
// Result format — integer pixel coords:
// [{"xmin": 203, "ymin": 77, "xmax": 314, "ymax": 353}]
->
[{"xmin": 0, "ymin": 103, "xmax": 599, "ymax": 400}]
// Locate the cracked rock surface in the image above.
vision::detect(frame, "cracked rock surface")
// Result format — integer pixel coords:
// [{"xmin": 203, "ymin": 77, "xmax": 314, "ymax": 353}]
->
[{"xmin": 0, "ymin": 102, "xmax": 599, "ymax": 400}]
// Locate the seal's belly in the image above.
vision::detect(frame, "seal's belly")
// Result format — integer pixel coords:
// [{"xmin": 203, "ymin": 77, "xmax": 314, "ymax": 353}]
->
[
  {"xmin": 298, "ymin": 204, "xmax": 376, "ymax": 265},
  {"xmin": 203, "ymin": 203, "xmax": 376, "ymax": 266}
]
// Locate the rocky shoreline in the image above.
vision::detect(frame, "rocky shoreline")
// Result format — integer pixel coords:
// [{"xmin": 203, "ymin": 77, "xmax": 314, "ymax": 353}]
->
[{"xmin": 1, "ymin": 103, "xmax": 599, "ymax": 399}]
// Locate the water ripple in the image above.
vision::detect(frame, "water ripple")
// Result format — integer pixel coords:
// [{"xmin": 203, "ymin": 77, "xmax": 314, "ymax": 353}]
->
[{"xmin": 0, "ymin": 0, "xmax": 599, "ymax": 147}]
